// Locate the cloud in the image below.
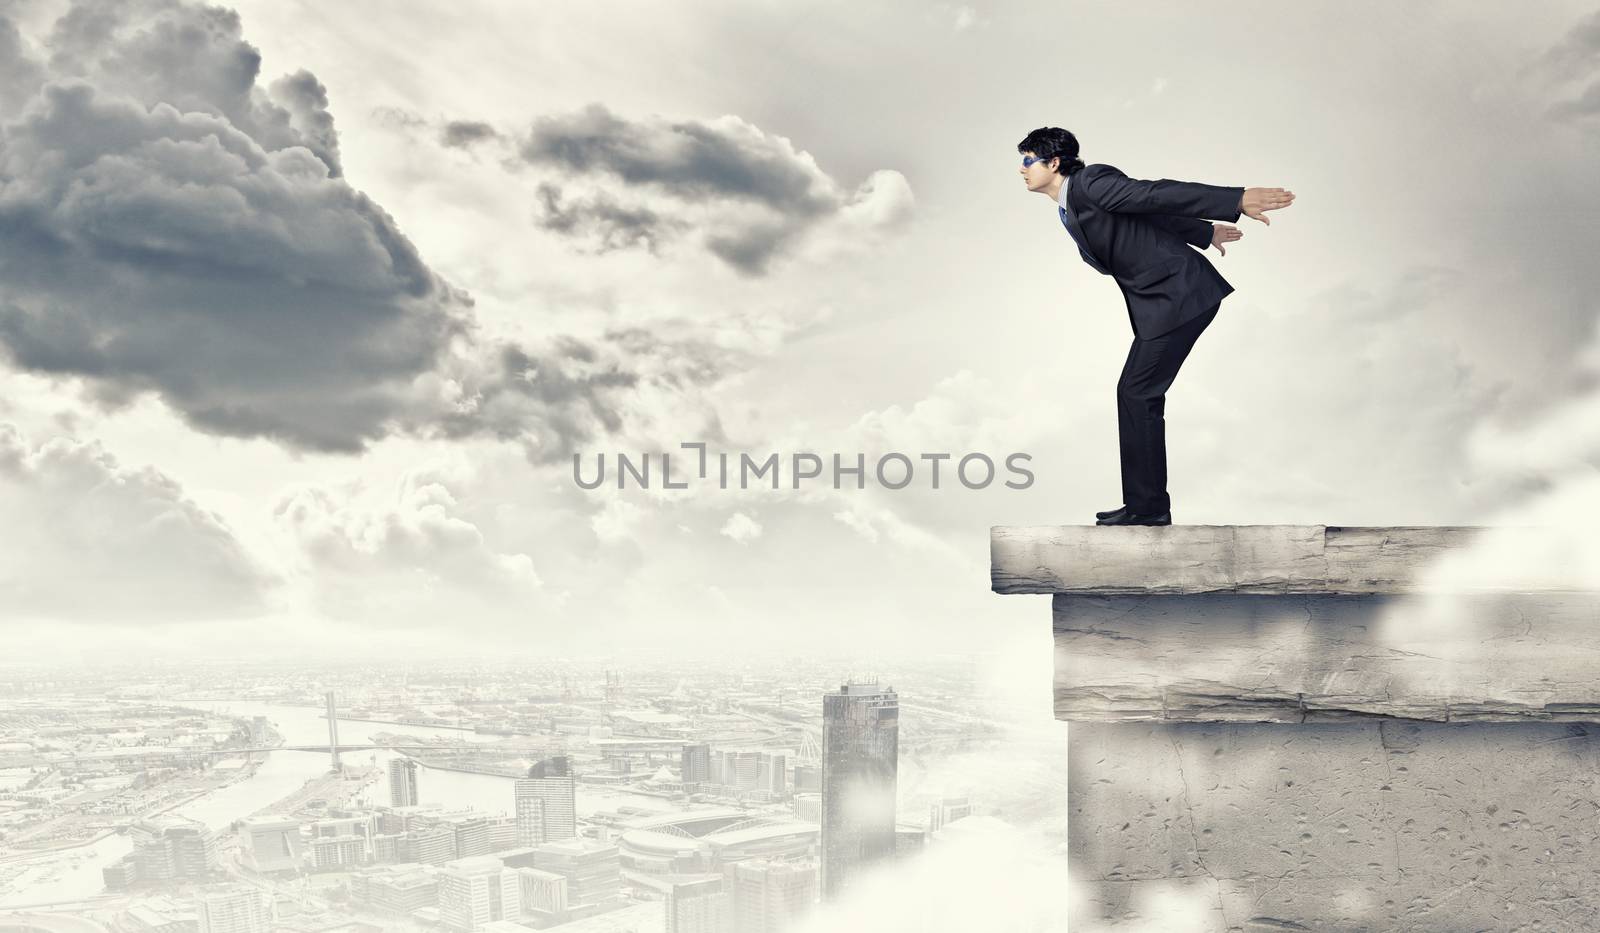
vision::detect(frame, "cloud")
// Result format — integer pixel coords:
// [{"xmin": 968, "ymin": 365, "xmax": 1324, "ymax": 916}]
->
[
  {"xmin": 1527, "ymin": 9, "xmax": 1600, "ymax": 124},
  {"xmin": 1410, "ymin": 312, "xmax": 1600, "ymax": 593},
  {"xmin": 0, "ymin": 421, "xmax": 274, "ymax": 622},
  {"xmin": 23, "ymin": 0, "xmax": 342, "ymax": 173},
  {"xmin": 533, "ymin": 181, "xmax": 686, "ymax": 255},
  {"xmin": 439, "ymin": 118, "xmax": 497, "ymax": 148},
  {"xmin": 1532, "ymin": 8, "xmax": 1600, "ymax": 84},
  {"xmin": 790, "ymin": 817, "xmax": 1072, "ymax": 933},
  {"xmin": 719, "ymin": 510, "xmax": 762, "ymax": 543},
  {"xmin": 273, "ymin": 463, "xmax": 552, "ymax": 627},
  {"xmin": 590, "ymin": 496, "xmax": 647, "ymax": 545},
  {"xmin": 0, "ymin": 0, "xmax": 739, "ymax": 459},
  {"xmin": 514, "ymin": 102, "xmax": 913, "ymax": 274}
]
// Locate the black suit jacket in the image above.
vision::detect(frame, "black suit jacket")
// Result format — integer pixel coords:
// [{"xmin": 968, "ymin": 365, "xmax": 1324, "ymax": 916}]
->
[{"xmin": 1063, "ymin": 163, "xmax": 1245, "ymax": 339}]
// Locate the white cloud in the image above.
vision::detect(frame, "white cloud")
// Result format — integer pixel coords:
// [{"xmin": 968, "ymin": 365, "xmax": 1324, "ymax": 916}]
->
[
  {"xmin": 273, "ymin": 463, "xmax": 550, "ymax": 628},
  {"xmin": 719, "ymin": 510, "xmax": 763, "ymax": 543},
  {"xmin": 0, "ymin": 422, "xmax": 274, "ymax": 622}
]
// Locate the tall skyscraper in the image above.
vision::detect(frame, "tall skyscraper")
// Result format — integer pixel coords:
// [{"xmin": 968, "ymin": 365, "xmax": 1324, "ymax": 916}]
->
[
  {"xmin": 726, "ymin": 750, "xmax": 760, "ymax": 790},
  {"xmin": 438, "ymin": 856, "xmax": 523, "ymax": 932},
  {"xmin": 681, "ymin": 743, "xmax": 711, "ymax": 785},
  {"xmin": 820, "ymin": 680, "xmax": 898, "ymax": 900},
  {"xmin": 196, "ymin": 884, "xmax": 272, "ymax": 933},
  {"xmin": 758, "ymin": 752, "xmax": 788, "ymax": 795},
  {"xmin": 515, "ymin": 756, "xmax": 576, "ymax": 844},
  {"xmin": 513, "ymin": 784, "xmax": 544, "ymax": 848},
  {"xmin": 389, "ymin": 758, "xmax": 420, "ymax": 807}
]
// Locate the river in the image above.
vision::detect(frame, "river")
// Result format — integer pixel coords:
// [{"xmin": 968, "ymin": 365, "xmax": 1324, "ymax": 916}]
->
[{"xmin": 0, "ymin": 701, "xmax": 677, "ymax": 908}]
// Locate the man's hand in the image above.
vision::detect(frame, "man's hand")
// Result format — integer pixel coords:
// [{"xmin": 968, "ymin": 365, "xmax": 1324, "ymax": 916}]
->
[
  {"xmin": 1210, "ymin": 224, "xmax": 1242, "ymax": 256},
  {"xmin": 1239, "ymin": 187, "xmax": 1295, "ymax": 225}
]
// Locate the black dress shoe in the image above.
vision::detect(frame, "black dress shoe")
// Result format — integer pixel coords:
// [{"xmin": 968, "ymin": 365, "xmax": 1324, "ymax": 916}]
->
[
  {"xmin": 1096, "ymin": 509, "xmax": 1172, "ymax": 526},
  {"xmin": 1095, "ymin": 505, "xmax": 1127, "ymax": 520}
]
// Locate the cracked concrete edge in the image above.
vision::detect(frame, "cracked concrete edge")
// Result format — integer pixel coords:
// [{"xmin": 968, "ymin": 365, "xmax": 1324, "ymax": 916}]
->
[{"xmin": 992, "ymin": 525, "xmax": 1492, "ymax": 595}]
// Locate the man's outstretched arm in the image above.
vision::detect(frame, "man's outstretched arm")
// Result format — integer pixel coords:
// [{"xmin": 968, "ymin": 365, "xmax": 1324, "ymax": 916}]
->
[
  {"xmin": 1080, "ymin": 165, "xmax": 1245, "ymax": 221},
  {"xmin": 1146, "ymin": 216, "xmax": 1246, "ymax": 255},
  {"xmin": 1144, "ymin": 215, "xmax": 1214, "ymax": 249}
]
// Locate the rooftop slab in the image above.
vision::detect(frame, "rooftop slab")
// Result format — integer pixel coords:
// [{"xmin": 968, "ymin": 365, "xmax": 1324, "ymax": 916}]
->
[{"xmin": 992, "ymin": 525, "xmax": 1506, "ymax": 595}]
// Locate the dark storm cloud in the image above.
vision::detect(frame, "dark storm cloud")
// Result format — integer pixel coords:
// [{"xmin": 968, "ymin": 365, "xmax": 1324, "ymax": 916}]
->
[
  {"xmin": 0, "ymin": 15, "xmax": 44, "ymax": 115},
  {"xmin": 514, "ymin": 102, "xmax": 911, "ymax": 274},
  {"xmin": 533, "ymin": 182, "xmax": 685, "ymax": 255},
  {"xmin": 30, "ymin": 0, "xmax": 343, "ymax": 173},
  {"xmin": 519, "ymin": 102, "xmax": 836, "ymax": 215},
  {"xmin": 1535, "ymin": 9, "xmax": 1600, "ymax": 124},
  {"xmin": 440, "ymin": 119, "xmax": 499, "ymax": 148},
  {"xmin": 1535, "ymin": 8, "xmax": 1600, "ymax": 81},
  {"xmin": 428, "ymin": 329, "xmax": 740, "ymax": 458},
  {"xmin": 0, "ymin": 0, "xmax": 721, "ymax": 458},
  {"xmin": 704, "ymin": 223, "xmax": 798, "ymax": 276},
  {"xmin": 0, "ymin": 79, "xmax": 460, "ymax": 451}
]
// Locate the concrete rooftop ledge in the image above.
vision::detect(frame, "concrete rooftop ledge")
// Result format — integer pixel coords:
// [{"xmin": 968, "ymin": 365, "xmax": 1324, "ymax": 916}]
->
[
  {"xmin": 991, "ymin": 524, "xmax": 1493, "ymax": 595},
  {"xmin": 1009, "ymin": 524, "xmax": 1600, "ymax": 928},
  {"xmin": 990, "ymin": 525, "xmax": 1600, "ymax": 723}
]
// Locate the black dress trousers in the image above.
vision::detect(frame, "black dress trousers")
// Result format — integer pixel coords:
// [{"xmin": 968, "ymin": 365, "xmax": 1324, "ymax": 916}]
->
[{"xmin": 1116, "ymin": 300, "xmax": 1221, "ymax": 514}]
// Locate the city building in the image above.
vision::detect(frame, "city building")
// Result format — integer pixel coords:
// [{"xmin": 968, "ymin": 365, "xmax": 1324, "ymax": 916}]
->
[
  {"xmin": 894, "ymin": 822, "xmax": 928, "ymax": 860},
  {"xmin": 513, "ymin": 784, "xmax": 544, "ymax": 848},
  {"xmin": 681, "ymin": 743, "xmax": 711, "ymax": 785},
  {"xmin": 820, "ymin": 680, "xmax": 899, "ymax": 900},
  {"xmin": 487, "ymin": 815, "xmax": 517, "ymax": 852},
  {"xmin": 371, "ymin": 832, "xmax": 404, "ymax": 863},
  {"xmin": 122, "ymin": 894, "xmax": 198, "ymax": 931},
  {"xmin": 195, "ymin": 883, "xmax": 272, "ymax": 933},
  {"xmin": 408, "ymin": 826, "xmax": 456, "ymax": 865},
  {"xmin": 444, "ymin": 813, "xmax": 491, "ymax": 858},
  {"xmin": 239, "ymin": 815, "xmax": 302, "ymax": 873},
  {"xmin": 388, "ymin": 758, "xmax": 420, "ymax": 807},
  {"xmin": 665, "ymin": 875, "xmax": 728, "ymax": 933},
  {"xmin": 791, "ymin": 765, "xmax": 820, "ymax": 794},
  {"xmin": 514, "ymin": 756, "xmax": 575, "ymax": 845},
  {"xmin": 437, "ymin": 855, "xmax": 523, "ymax": 932},
  {"xmin": 310, "ymin": 833, "xmax": 367, "ymax": 870},
  {"xmin": 516, "ymin": 866, "xmax": 570, "ymax": 923},
  {"xmin": 757, "ymin": 752, "xmax": 788, "ymax": 796},
  {"xmin": 723, "ymin": 858, "xmax": 818, "ymax": 933},
  {"xmin": 529, "ymin": 838, "xmax": 622, "ymax": 909},
  {"xmin": 717, "ymin": 750, "xmax": 760, "ymax": 791},
  {"xmin": 929, "ymin": 796, "xmax": 973, "ymax": 833},
  {"xmin": 352, "ymin": 863, "xmax": 440, "ymax": 915},
  {"xmin": 616, "ymin": 810, "xmax": 817, "ymax": 881},
  {"xmin": 127, "ymin": 816, "xmax": 220, "ymax": 883}
]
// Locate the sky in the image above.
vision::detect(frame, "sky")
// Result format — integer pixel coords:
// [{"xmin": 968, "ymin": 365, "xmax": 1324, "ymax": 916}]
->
[{"xmin": 2, "ymin": 0, "xmax": 1600, "ymax": 667}]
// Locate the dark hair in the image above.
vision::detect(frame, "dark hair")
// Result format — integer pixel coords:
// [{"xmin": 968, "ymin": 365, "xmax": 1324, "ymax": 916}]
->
[{"xmin": 1017, "ymin": 127, "xmax": 1084, "ymax": 175}]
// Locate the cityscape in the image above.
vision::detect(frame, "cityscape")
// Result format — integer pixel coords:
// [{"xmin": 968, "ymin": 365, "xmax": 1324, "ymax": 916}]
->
[{"xmin": 0, "ymin": 657, "xmax": 1068, "ymax": 932}]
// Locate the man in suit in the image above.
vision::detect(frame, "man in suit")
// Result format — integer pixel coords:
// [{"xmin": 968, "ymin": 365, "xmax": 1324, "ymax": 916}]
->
[{"xmin": 1018, "ymin": 126, "xmax": 1294, "ymax": 526}]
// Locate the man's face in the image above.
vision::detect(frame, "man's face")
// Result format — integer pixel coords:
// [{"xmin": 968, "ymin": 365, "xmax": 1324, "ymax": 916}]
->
[{"xmin": 1019, "ymin": 151, "xmax": 1058, "ymax": 192}]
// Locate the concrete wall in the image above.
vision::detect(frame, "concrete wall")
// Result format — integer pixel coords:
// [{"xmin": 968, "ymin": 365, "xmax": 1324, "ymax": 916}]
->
[{"xmin": 990, "ymin": 525, "xmax": 1600, "ymax": 931}]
